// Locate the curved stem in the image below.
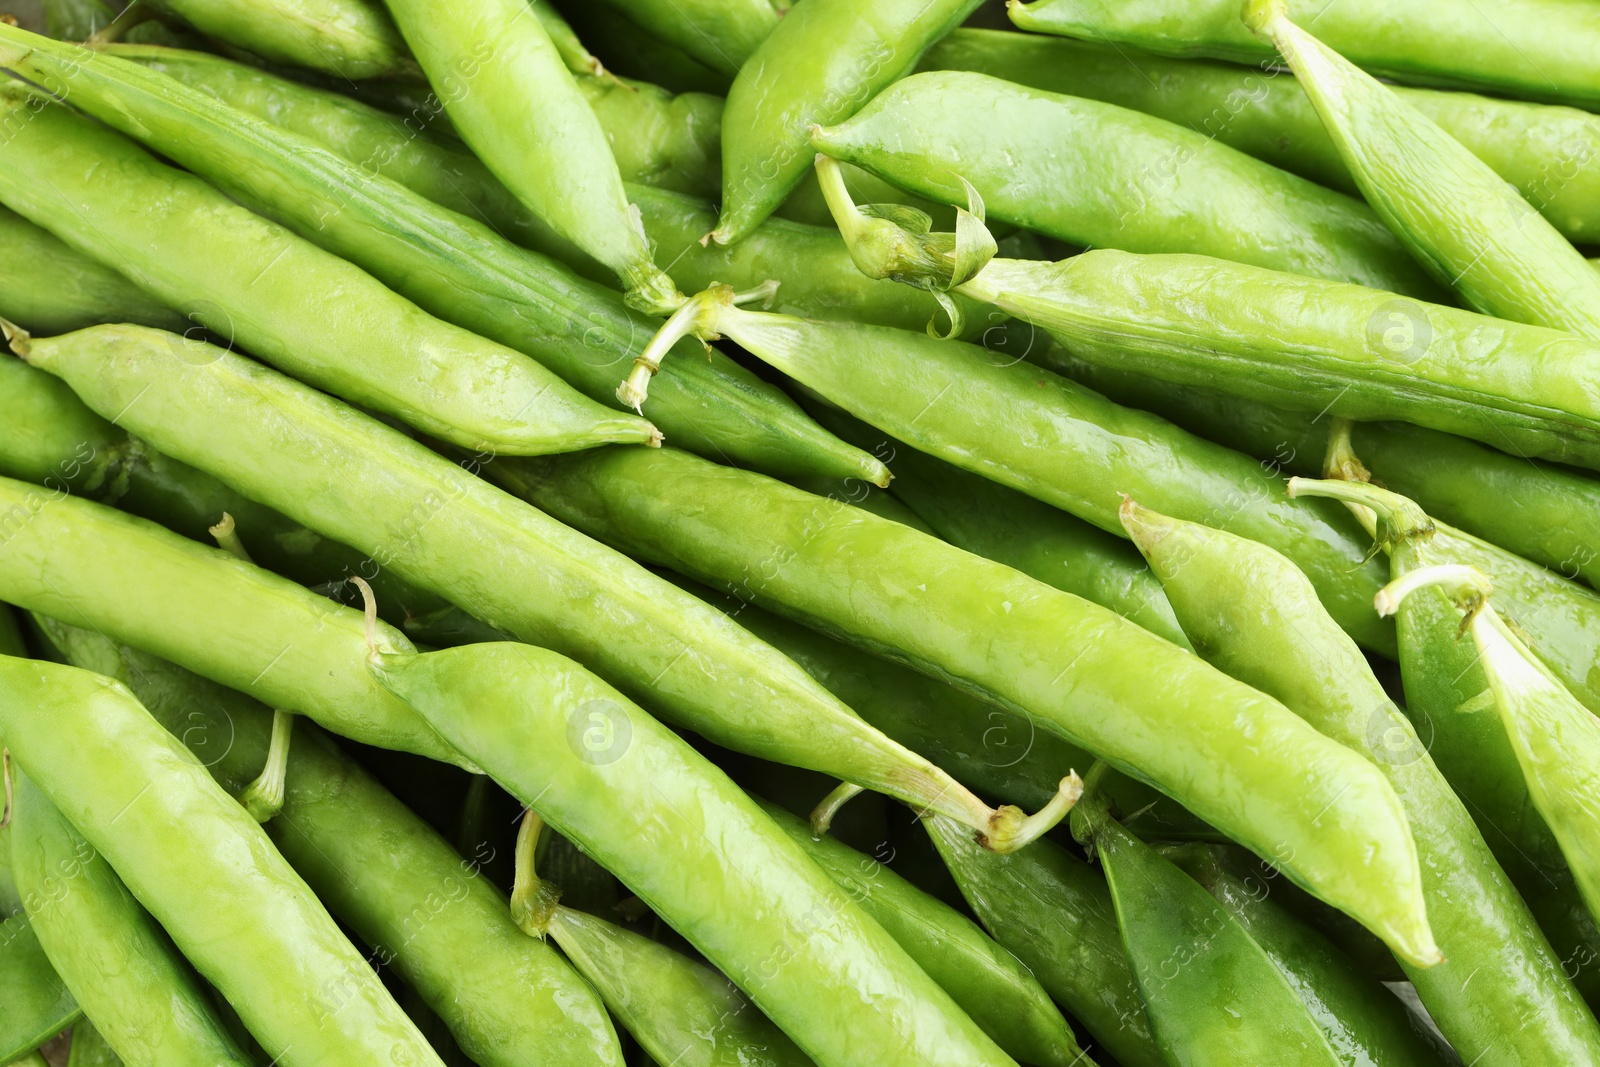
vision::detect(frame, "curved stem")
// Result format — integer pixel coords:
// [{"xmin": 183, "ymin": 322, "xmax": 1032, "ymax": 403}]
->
[
  {"xmin": 809, "ymin": 781, "xmax": 864, "ymax": 837},
  {"xmin": 207, "ymin": 512, "xmax": 254, "ymax": 564},
  {"xmin": 982, "ymin": 772, "xmax": 1084, "ymax": 853},
  {"xmin": 1375, "ymin": 563, "xmax": 1493, "ymax": 619},
  {"xmin": 0, "ymin": 747, "xmax": 11, "ymax": 830},
  {"xmin": 240, "ymin": 708, "xmax": 293, "ymax": 823},
  {"xmin": 1320, "ymin": 418, "xmax": 1377, "ymax": 540},
  {"xmin": 510, "ymin": 809, "xmax": 562, "ymax": 939},
  {"xmin": 616, "ymin": 284, "xmax": 735, "ymax": 413},
  {"xmin": 1286, "ymin": 476, "xmax": 1433, "ymax": 548},
  {"xmin": 348, "ymin": 576, "xmax": 381, "ymax": 658}
]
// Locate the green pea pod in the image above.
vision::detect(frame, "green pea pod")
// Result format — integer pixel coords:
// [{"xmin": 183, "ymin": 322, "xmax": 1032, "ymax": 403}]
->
[
  {"xmin": 0, "ymin": 915, "xmax": 80, "ymax": 1064},
  {"xmin": 1072, "ymin": 791, "xmax": 1347, "ymax": 1066},
  {"xmin": 0, "ymin": 81, "xmax": 652, "ymax": 459},
  {"xmin": 68, "ymin": 1022, "xmax": 121, "ymax": 1067},
  {"xmin": 1122, "ymin": 499, "xmax": 1600, "ymax": 1063},
  {"xmin": 370, "ymin": 640, "xmax": 1019, "ymax": 1067},
  {"xmin": 554, "ymin": 1, "xmax": 732, "ymax": 94},
  {"xmin": 713, "ymin": 0, "xmax": 982, "ymax": 244},
  {"xmin": 803, "ymin": 402, "xmax": 1189, "ymax": 648},
  {"xmin": 25, "ymin": 323, "xmax": 1032, "ymax": 849},
  {"xmin": 577, "ymin": 76, "xmax": 723, "ymax": 199},
  {"xmin": 383, "ymin": 0, "xmax": 679, "ymax": 313},
  {"xmin": 639, "ymin": 290, "xmax": 1393, "ymax": 654},
  {"xmin": 591, "ymin": 0, "xmax": 777, "ymax": 75},
  {"xmin": 1162, "ymin": 844, "xmax": 1451, "ymax": 1064},
  {"xmin": 0, "ymin": 356, "xmax": 443, "ymax": 620},
  {"xmin": 758, "ymin": 802, "xmax": 1088, "ymax": 1067},
  {"xmin": 491, "ymin": 443, "xmax": 1439, "ymax": 966},
  {"xmin": 0, "ymin": 470, "xmax": 461, "ymax": 766},
  {"xmin": 0, "ymin": 205, "xmax": 184, "ymax": 336},
  {"xmin": 141, "ymin": 0, "xmax": 408, "ymax": 76},
  {"xmin": 1009, "ymin": 0, "xmax": 1600, "ymax": 110},
  {"xmin": 811, "ymin": 71, "xmax": 1441, "ymax": 299},
  {"xmin": 1244, "ymin": 0, "xmax": 1600, "ymax": 339},
  {"xmin": 922, "ymin": 29, "xmax": 1600, "ymax": 246},
  {"xmin": 49, "ymin": 39, "xmax": 871, "ymax": 484},
  {"xmin": 38, "ymin": 619, "xmax": 626, "ymax": 1067},
  {"xmin": 0, "ymin": 655, "xmax": 444, "ymax": 1067},
  {"xmin": 924, "ymin": 816, "xmax": 1160, "ymax": 1067},
  {"xmin": 532, "ymin": 3, "xmax": 605, "ymax": 78},
  {"xmin": 10, "ymin": 774, "xmax": 254, "ymax": 1067}
]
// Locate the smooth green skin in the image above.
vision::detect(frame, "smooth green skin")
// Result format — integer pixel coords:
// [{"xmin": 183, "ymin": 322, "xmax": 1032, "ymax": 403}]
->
[
  {"xmin": 1469, "ymin": 608, "xmax": 1600, "ymax": 947},
  {"xmin": 710, "ymin": 306, "xmax": 1395, "ymax": 654},
  {"xmin": 29, "ymin": 325, "xmax": 995, "ymax": 835},
  {"xmin": 593, "ymin": 0, "xmax": 777, "ymax": 74},
  {"xmin": 78, "ymin": 43, "xmax": 871, "ymax": 484},
  {"xmin": 1257, "ymin": 7, "xmax": 1600, "ymax": 342},
  {"xmin": 373, "ymin": 642, "xmax": 1019, "ymax": 1067},
  {"xmin": 1126, "ymin": 504, "xmax": 1600, "ymax": 1064},
  {"xmin": 0, "ymin": 356, "xmax": 442, "ymax": 620},
  {"xmin": 760, "ymin": 802, "xmax": 1086, "ymax": 1067},
  {"xmin": 813, "ymin": 71, "xmax": 1442, "ymax": 300},
  {"xmin": 0, "ymin": 472, "xmax": 459, "ymax": 765},
  {"xmin": 497, "ymin": 444, "xmax": 1437, "ymax": 965},
  {"xmin": 961, "ymin": 250, "xmax": 1600, "ymax": 471},
  {"xmin": 924, "ymin": 816, "xmax": 1161, "ymax": 1067},
  {"xmin": 923, "ymin": 29, "xmax": 1600, "ymax": 245},
  {"xmin": 1164, "ymin": 844, "xmax": 1450, "ymax": 1065},
  {"xmin": 1082, "ymin": 807, "xmax": 1344, "ymax": 1067},
  {"xmin": 547, "ymin": 908, "xmax": 814, "ymax": 1067},
  {"xmin": 1009, "ymin": 0, "xmax": 1600, "ymax": 110},
  {"xmin": 0, "ymin": 205, "xmax": 184, "ymax": 336},
  {"xmin": 807, "ymin": 403, "xmax": 1189, "ymax": 648},
  {"xmin": 10, "ymin": 775, "xmax": 254, "ymax": 1067},
  {"xmin": 384, "ymin": 0, "xmax": 676, "ymax": 310},
  {"xmin": 40, "ymin": 622, "xmax": 625, "ymax": 1067},
  {"xmin": 581, "ymin": 77, "xmax": 723, "ymax": 199},
  {"xmin": 714, "ymin": 0, "xmax": 982, "ymax": 244},
  {"xmin": 0, "ymin": 60, "xmax": 653, "ymax": 459},
  {"xmin": 0, "ymin": 656, "xmax": 443, "ymax": 1067},
  {"xmin": 0, "ymin": 916, "xmax": 80, "ymax": 1063},
  {"xmin": 532, "ymin": 2, "xmax": 600, "ymax": 76},
  {"xmin": 68, "ymin": 1022, "xmax": 123, "ymax": 1067},
  {"xmin": 145, "ymin": 0, "xmax": 407, "ymax": 76},
  {"xmin": 553, "ymin": 1, "xmax": 732, "ymax": 94}
]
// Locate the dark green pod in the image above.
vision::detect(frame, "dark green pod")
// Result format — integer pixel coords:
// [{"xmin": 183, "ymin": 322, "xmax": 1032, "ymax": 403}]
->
[{"xmin": 0, "ymin": 915, "xmax": 80, "ymax": 1064}]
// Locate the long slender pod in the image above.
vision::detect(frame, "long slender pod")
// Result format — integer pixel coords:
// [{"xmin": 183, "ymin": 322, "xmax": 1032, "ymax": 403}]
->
[{"xmin": 142, "ymin": 0, "xmax": 409, "ymax": 77}]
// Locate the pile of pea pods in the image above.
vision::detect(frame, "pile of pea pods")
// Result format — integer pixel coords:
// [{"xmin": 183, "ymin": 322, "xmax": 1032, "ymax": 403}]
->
[{"xmin": 9, "ymin": 0, "xmax": 1600, "ymax": 1064}]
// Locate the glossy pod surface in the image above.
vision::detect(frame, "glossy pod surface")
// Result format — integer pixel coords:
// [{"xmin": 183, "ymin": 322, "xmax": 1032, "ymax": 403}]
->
[
  {"xmin": 147, "ymin": 0, "xmax": 408, "ymax": 77},
  {"xmin": 813, "ymin": 71, "xmax": 1442, "ymax": 299},
  {"xmin": 0, "ymin": 656, "xmax": 445, "ymax": 1067},
  {"xmin": 1009, "ymin": 0, "xmax": 1600, "ymax": 109},
  {"xmin": 10, "ymin": 773, "xmax": 255, "ymax": 1067},
  {"xmin": 40, "ymin": 621, "xmax": 626, "ymax": 1067},
  {"xmin": 26, "ymin": 323, "xmax": 1012, "ymax": 838},
  {"xmin": 374, "ymin": 642, "xmax": 1019, "ymax": 1067},
  {"xmin": 497, "ymin": 444, "xmax": 1437, "ymax": 965}
]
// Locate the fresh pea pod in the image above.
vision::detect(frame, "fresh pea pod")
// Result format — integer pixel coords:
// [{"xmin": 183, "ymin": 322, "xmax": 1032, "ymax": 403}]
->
[
  {"xmin": 10, "ymin": 774, "xmax": 255, "ymax": 1067},
  {"xmin": 0, "ymin": 205, "xmax": 184, "ymax": 336},
  {"xmin": 552, "ymin": 1, "xmax": 732, "ymax": 94},
  {"xmin": 0, "ymin": 78, "xmax": 652, "ymax": 459},
  {"xmin": 383, "ymin": 0, "xmax": 679, "ymax": 313},
  {"xmin": 759, "ymin": 802, "xmax": 1088, "ymax": 1067},
  {"xmin": 1009, "ymin": 0, "xmax": 1600, "ymax": 110},
  {"xmin": 632, "ymin": 289, "xmax": 1393, "ymax": 653},
  {"xmin": 1244, "ymin": 0, "xmax": 1600, "ymax": 339},
  {"xmin": 0, "ymin": 469, "xmax": 460, "ymax": 766},
  {"xmin": 67, "ymin": 1022, "xmax": 121, "ymax": 1067},
  {"xmin": 45, "ymin": 39, "xmax": 870, "ymax": 483},
  {"xmin": 712, "ymin": 0, "xmax": 982, "ymax": 245},
  {"xmin": 1122, "ymin": 498, "xmax": 1600, "ymax": 1064},
  {"xmin": 38, "ymin": 618, "xmax": 625, "ymax": 1067},
  {"xmin": 26, "ymin": 323, "xmax": 1038, "ymax": 848},
  {"xmin": 1071, "ymin": 788, "xmax": 1357, "ymax": 1067},
  {"xmin": 924, "ymin": 816, "xmax": 1161, "ymax": 1067},
  {"xmin": 490, "ymin": 443, "xmax": 1439, "ymax": 965},
  {"xmin": 532, "ymin": 2, "xmax": 605, "ymax": 78},
  {"xmin": 370, "ymin": 639, "xmax": 1020, "ymax": 1067},
  {"xmin": 811, "ymin": 71, "xmax": 1442, "ymax": 298},
  {"xmin": 591, "ymin": 0, "xmax": 777, "ymax": 75},
  {"xmin": 0, "ymin": 655, "xmax": 445, "ymax": 1067},
  {"xmin": 142, "ymin": 0, "xmax": 409, "ymax": 77},
  {"xmin": 922, "ymin": 29, "xmax": 1600, "ymax": 246},
  {"xmin": 510, "ymin": 814, "xmax": 814, "ymax": 1067},
  {"xmin": 0, "ymin": 916, "xmax": 79, "ymax": 1064}
]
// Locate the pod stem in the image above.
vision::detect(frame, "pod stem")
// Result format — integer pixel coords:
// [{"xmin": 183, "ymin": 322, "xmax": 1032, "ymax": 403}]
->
[
  {"xmin": 1320, "ymin": 418, "xmax": 1377, "ymax": 539},
  {"xmin": 348, "ymin": 576, "xmax": 383, "ymax": 661},
  {"xmin": 510, "ymin": 809, "xmax": 563, "ymax": 939},
  {"xmin": 1286, "ymin": 476, "xmax": 1433, "ymax": 551},
  {"xmin": 984, "ymin": 772, "xmax": 1085, "ymax": 852},
  {"xmin": 0, "ymin": 317, "xmax": 30, "ymax": 357},
  {"xmin": 616, "ymin": 284, "xmax": 739, "ymax": 412},
  {"xmin": 1066, "ymin": 761, "xmax": 1114, "ymax": 857},
  {"xmin": 1375, "ymin": 564, "xmax": 1493, "ymax": 621},
  {"xmin": 809, "ymin": 781, "xmax": 865, "ymax": 837},
  {"xmin": 207, "ymin": 511, "xmax": 255, "ymax": 564},
  {"xmin": 240, "ymin": 708, "xmax": 294, "ymax": 823}
]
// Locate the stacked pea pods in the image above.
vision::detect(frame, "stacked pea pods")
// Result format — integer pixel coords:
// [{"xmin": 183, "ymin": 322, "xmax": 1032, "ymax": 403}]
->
[{"xmin": 3, "ymin": 0, "xmax": 1600, "ymax": 1064}]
